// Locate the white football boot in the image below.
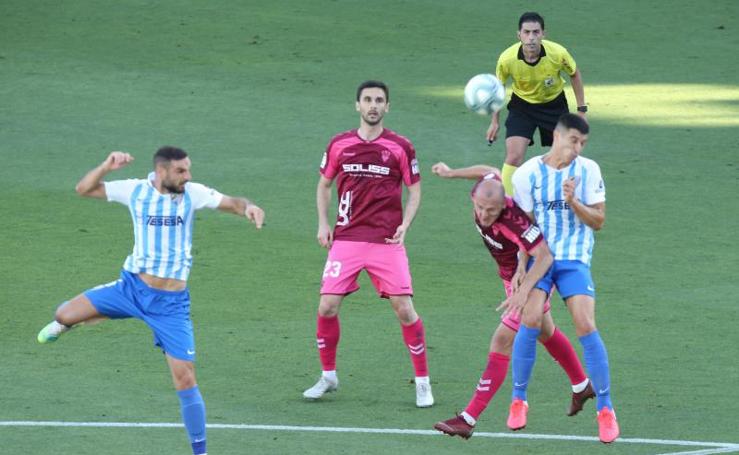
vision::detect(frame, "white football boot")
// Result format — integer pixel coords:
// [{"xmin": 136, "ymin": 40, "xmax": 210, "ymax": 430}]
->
[
  {"xmin": 415, "ymin": 377, "xmax": 434, "ymax": 408},
  {"xmin": 303, "ymin": 375, "xmax": 338, "ymax": 399}
]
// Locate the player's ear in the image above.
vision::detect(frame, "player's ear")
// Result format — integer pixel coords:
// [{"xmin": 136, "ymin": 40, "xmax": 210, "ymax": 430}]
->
[
  {"xmin": 355, "ymin": 101, "xmax": 360, "ymax": 112},
  {"xmin": 385, "ymin": 102, "xmax": 390, "ymax": 112}
]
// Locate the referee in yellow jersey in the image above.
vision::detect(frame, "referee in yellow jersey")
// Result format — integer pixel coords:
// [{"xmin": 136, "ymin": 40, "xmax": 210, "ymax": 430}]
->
[{"xmin": 487, "ymin": 12, "xmax": 587, "ymax": 195}]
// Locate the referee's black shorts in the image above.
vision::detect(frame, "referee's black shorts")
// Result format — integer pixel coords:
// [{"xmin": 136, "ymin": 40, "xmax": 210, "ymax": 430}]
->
[{"xmin": 505, "ymin": 92, "xmax": 569, "ymax": 147}]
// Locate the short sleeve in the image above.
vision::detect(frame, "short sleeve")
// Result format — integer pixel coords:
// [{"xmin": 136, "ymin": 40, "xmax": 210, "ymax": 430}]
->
[
  {"xmin": 560, "ymin": 47, "xmax": 577, "ymax": 76},
  {"xmin": 496, "ymin": 203, "xmax": 543, "ymax": 253},
  {"xmin": 400, "ymin": 143, "xmax": 421, "ymax": 187},
  {"xmin": 320, "ymin": 141, "xmax": 339, "ymax": 180},
  {"xmin": 186, "ymin": 182, "xmax": 224, "ymax": 210},
  {"xmin": 512, "ymin": 167, "xmax": 534, "ymax": 212},
  {"xmin": 104, "ymin": 179, "xmax": 140, "ymax": 206},
  {"xmin": 583, "ymin": 161, "xmax": 605, "ymax": 205},
  {"xmin": 496, "ymin": 53, "xmax": 509, "ymax": 85}
]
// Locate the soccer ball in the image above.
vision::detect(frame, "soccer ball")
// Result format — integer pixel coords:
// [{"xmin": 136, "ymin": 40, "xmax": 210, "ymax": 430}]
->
[{"xmin": 464, "ymin": 74, "xmax": 506, "ymax": 115}]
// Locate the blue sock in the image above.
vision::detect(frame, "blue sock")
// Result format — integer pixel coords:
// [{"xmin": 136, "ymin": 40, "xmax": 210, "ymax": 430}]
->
[
  {"xmin": 177, "ymin": 386, "xmax": 207, "ymax": 455},
  {"xmin": 511, "ymin": 324, "xmax": 540, "ymax": 401},
  {"xmin": 579, "ymin": 331, "xmax": 613, "ymax": 410}
]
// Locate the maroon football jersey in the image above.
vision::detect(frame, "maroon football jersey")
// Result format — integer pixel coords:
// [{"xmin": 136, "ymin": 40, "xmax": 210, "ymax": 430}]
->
[
  {"xmin": 472, "ymin": 175, "xmax": 544, "ymax": 281},
  {"xmin": 320, "ymin": 129, "xmax": 420, "ymax": 243}
]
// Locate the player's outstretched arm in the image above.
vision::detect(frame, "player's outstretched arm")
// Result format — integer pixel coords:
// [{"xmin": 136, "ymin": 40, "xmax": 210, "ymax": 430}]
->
[
  {"xmin": 218, "ymin": 196, "xmax": 264, "ymax": 229},
  {"xmin": 75, "ymin": 151, "xmax": 134, "ymax": 199},
  {"xmin": 431, "ymin": 162, "xmax": 500, "ymax": 180}
]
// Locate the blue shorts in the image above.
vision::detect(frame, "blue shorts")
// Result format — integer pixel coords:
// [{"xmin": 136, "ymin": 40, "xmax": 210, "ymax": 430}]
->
[
  {"xmin": 534, "ymin": 260, "xmax": 595, "ymax": 300},
  {"xmin": 84, "ymin": 271, "xmax": 196, "ymax": 361}
]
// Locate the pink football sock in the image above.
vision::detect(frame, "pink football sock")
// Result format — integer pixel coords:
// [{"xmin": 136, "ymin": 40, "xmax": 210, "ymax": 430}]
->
[
  {"xmin": 401, "ymin": 318, "xmax": 429, "ymax": 377},
  {"xmin": 464, "ymin": 352, "xmax": 510, "ymax": 420},
  {"xmin": 542, "ymin": 327, "xmax": 587, "ymax": 385},
  {"xmin": 316, "ymin": 314, "xmax": 340, "ymax": 371}
]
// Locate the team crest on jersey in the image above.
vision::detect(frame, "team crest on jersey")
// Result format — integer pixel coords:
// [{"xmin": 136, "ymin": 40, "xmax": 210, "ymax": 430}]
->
[
  {"xmin": 380, "ymin": 149, "xmax": 391, "ymax": 163},
  {"xmin": 544, "ymin": 76, "xmax": 554, "ymax": 88}
]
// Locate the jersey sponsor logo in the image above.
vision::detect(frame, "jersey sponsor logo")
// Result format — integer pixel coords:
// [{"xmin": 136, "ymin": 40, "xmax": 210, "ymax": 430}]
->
[
  {"xmin": 146, "ymin": 215, "xmax": 184, "ymax": 226},
  {"xmin": 342, "ymin": 163, "xmax": 390, "ymax": 175},
  {"xmin": 476, "ymin": 224, "xmax": 503, "ymax": 250},
  {"xmin": 522, "ymin": 225, "xmax": 541, "ymax": 243},
  {"xmin": 411, "ymin": 158, "xmax": 419, "ymax": 175},
  {"xmin": 544, "ymin": 200, "xmax": 571, "ymax": 211}
]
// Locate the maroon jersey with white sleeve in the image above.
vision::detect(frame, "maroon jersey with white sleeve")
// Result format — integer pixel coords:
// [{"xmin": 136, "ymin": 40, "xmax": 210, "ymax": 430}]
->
[
  {"xmin": 471, "ymin": 175, "xmax": 544, "ymax": 281},
  {"xmin": 320, "ymin": 128, "xmax": 420, "ymax": 243}
]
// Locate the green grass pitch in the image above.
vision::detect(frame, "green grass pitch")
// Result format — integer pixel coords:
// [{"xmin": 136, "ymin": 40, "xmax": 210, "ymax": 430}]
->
[{"xmin": 1, "ymin": 0, "xmax": 738, "ymax": 454}]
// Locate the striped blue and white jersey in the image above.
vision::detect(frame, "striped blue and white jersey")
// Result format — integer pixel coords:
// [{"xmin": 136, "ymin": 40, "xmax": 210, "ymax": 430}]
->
[
  {"xmin": 104, "ymin": 173, "xmax": 224, "ymax": 281},
  {"xmin": 512, "ymin": 155, "xmax": 605, "ymax": 265}
]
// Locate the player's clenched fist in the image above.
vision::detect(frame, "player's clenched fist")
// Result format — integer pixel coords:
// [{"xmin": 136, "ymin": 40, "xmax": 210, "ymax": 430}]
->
[{"xmin": 104, "ymin": 151, "xmax": 134, "ymax": 170}]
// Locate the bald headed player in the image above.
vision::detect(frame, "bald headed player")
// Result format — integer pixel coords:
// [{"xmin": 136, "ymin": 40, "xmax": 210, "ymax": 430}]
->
[{"xmin": 432, "ymin": 164, "xmax": 593, "ymax": 438}]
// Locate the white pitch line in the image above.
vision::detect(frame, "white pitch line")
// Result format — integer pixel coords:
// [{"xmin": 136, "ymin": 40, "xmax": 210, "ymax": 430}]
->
[
  {"xmin": 654, "ymin": 448, "xmax": 739, "ymax": 455},
  {"xmin": 1, "ymin": 421, "xmax": 738, "ymax": 452}
]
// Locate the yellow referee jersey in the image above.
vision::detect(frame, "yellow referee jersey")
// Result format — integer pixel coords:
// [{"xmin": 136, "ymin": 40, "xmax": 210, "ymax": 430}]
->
[{"xmin": 496, "ymin": 39, "xmax": 576, "ymax": 104}]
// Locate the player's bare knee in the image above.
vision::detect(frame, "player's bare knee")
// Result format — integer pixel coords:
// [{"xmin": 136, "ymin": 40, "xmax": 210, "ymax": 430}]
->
[
  {"xmin": 318, "ymin": 296, "xmax": 341, "ymax": 317},
  {"xmin": 390, "ymin": 297, "xmax": 417, "ymax": 324},
  {"xmin": 54, "ymin": 303, "xmax": 75, "ymax": 327},
  {"xmin": 490, "ymin": 325, "xmax": 515, "ymax": 354},
  {"xmin": 521, "ymin": 311, "xmax": 543, "ymax": 329},
  {"xmin": 575, "ymin": 322, "xmax": 598, "ymax": 338},
  {"xmin": 171, "ymin": 365, "xmax": 196, "ymax": 390}
]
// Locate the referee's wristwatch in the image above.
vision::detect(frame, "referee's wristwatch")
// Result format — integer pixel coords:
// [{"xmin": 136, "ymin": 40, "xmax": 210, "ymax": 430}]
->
[{"xmin": 577, "ymin": 105, "xmax": 588, "ymax": 113}]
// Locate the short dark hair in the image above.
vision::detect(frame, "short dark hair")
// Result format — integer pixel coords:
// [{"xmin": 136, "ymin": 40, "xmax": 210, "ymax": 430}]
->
[
  {"xmin": 518, "ymin": 12, "xmax": 545, "ymax": 30},
  {"xmin": 356, "ymin": 80, "xmax": 389, "ymax": 102},
  {"xmin": 556, "ymin": 113, "xmax": 590, "ymax": 134},
  {"xmin": 153, "ymin": 146, "xmax": 188, "ymax": 167}
]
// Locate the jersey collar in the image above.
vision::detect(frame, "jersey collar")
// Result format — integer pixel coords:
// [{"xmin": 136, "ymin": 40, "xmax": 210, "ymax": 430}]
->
[{"xmin": 517, "ymin": 43, "xmax": 546, "ymax": 67}]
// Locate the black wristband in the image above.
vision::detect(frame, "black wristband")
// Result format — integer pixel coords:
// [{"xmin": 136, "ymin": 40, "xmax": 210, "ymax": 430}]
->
[{"xmin": 577, "ymin": 105, "xmax": 588, "ymax": 113}]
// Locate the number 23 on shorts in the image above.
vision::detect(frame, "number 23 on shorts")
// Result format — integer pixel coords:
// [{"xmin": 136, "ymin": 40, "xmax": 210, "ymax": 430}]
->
[{"xmin": 323, "ymin": 260, "xmax": 342, "ymax": 278}]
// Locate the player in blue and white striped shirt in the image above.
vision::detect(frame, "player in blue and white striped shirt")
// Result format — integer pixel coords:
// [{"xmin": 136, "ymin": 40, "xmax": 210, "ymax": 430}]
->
[
  {"xmin": 507, "ymin": 113, "xmax": 619, "ymax": 443},
  {"xmin": 37, "ymin": 146, "xmax": 265, "ymax": 455}
]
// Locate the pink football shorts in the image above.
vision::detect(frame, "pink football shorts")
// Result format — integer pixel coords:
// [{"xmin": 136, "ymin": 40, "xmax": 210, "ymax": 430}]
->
[
  {"xmin": 320, "ymin": 240, "xmax": 413, "ymax": 297},
  {"xmin": 500, "ymin": 279, "xmax": 552, "ymax": 331}
]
